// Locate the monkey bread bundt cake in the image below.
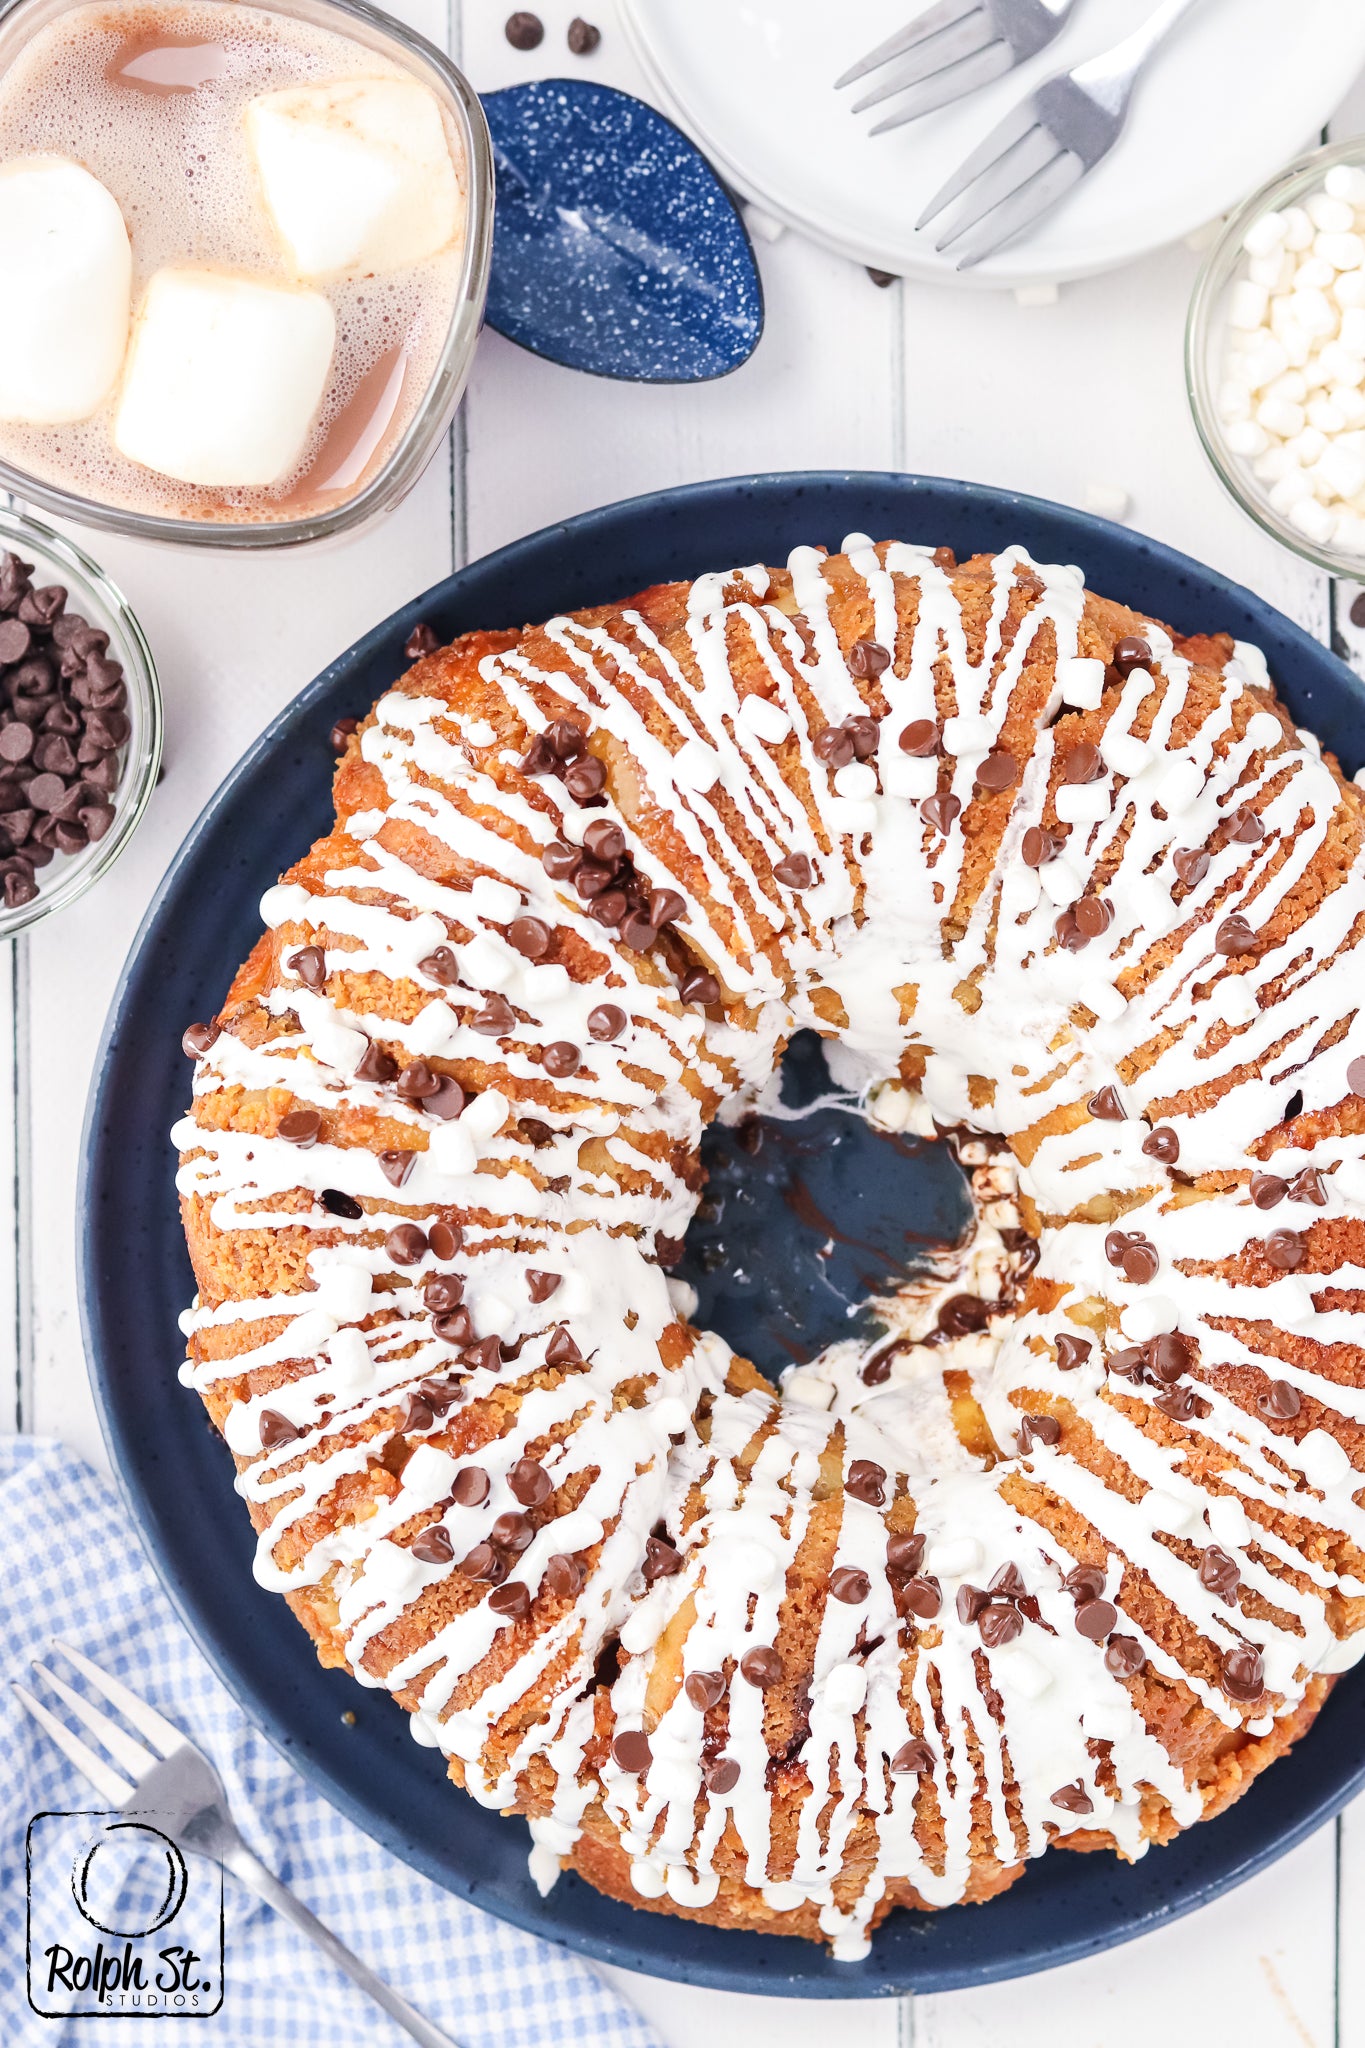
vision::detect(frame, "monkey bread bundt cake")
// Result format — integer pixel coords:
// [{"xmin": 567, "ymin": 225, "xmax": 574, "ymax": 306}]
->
[{"xmin": 175, "ymin": 536, "xmax": 1365, "ymax": 1956}]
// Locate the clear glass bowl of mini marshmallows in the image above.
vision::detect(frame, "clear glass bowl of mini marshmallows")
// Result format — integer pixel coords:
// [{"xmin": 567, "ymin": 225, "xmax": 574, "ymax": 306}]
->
[{"xmin": 1188, "ymin": 140, "xmax": 1365, "ymax": 577}]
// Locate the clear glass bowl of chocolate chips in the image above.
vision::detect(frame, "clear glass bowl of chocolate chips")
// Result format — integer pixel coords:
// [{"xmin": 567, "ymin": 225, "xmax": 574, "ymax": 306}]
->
[{"xmin": 0, "ymin": 505, "xmax": 160, "ymax": 935}]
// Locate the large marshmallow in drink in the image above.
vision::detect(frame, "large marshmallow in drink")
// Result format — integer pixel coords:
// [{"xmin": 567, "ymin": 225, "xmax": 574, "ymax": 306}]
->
[
  {"xmin": 246, "ymin": 76, "xmax": 460, "ymax": 280},
  {"xmin": 0, "ymin": 156, "xmax": 131, "ymax": 425},
  {"xmin": 114, "ymin": 269, "xmax": 335, "ymax": 488}
]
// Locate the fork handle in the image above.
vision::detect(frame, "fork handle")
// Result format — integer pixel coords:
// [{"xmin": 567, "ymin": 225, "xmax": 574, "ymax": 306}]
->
[
  {"xmin": 219, "ymin": 1837, "xmax": 463, "ymax": 2048},
  {"xmin": 1075, "ymin": 0, "xmax": 1204, "ymax": 105}
]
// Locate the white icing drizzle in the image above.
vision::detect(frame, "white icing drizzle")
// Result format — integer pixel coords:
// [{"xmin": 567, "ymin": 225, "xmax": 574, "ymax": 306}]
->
[{"xmin": 176, "ymin": 540, "xmax": 1365, "ymax": 1961}]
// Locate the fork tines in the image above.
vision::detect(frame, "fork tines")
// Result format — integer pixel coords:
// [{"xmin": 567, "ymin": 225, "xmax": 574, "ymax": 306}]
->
[
  {"xmin": 12, "ymin": 1638, "xmax": 184, "ymax": 1803},
  {"xmin": 916, "ymin": 96, "xmax": 1084, "ymax": 267},
  {"xmin": 838, "ymin": 1, "xmax": 1013, "ymax": 129}
]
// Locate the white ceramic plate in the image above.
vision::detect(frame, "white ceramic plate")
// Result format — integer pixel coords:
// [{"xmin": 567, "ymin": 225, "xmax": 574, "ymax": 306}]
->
[{"xmin": 617, "ymin": 0, "xmax": 1365, "ymax": 287}]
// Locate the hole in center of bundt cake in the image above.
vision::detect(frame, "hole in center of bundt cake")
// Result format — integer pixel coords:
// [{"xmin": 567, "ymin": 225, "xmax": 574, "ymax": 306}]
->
[{"xmin": 674, "ymin": 1032, "xmax": 973, "ymax": 1384}]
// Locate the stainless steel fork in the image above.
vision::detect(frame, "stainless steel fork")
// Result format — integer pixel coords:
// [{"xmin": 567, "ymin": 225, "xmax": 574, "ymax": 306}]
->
[
  {"xmin": 916, "ymin": 0, "xmax": 1205, "ymax": 267},
  {"xmin": 14, "ymin": 1640, "xmax": 460, "ymax": 2048},
  {"xmin": 836, "ymin": 0, "xmax": 1078, "ymax": 132}
]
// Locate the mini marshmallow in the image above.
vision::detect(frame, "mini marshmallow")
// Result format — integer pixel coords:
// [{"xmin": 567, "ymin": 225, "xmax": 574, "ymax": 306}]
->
[
  {"xmin": 1330, "ymin": 383, "xmax": 1365, "ymax": 425},
  {"xmin": 1286, "ymin": 425, "xmax": 1328, "ymax": 467},
  {"xmin": 1282, "ymin": 205, "xmax": 1315, "ymax": 249},
  {"xmin": 1289, "ymin": 287, "xmax": 1338, "ymax": 338},
  {"xmin": 114, "ymin": 267, "xmax": 334, "ymax": 487},
  {"xmin": 1268, "ymin": 468, "xmax": 1313, "ymax": 513},
  {"xmin": 1335, "ymin": 510, "xmax": 1365, "ymax": 553},
  {"xmin": 1082, "ymin": 482, "xmax": 1131, "ymax": 520},
  {"xmin": 1228, "ymin": 278, "xmax": 1269, "ymax": 329},
  {"xmin": 1253, "ymin": 444, "xmax": 1293, "ymax": 482},
  {"xmin": 0, "ymin": 156, "xmax": 131, "ymax": 424},
  {"xmin": 1289, "ymin": 495, "xmax": 1337, "ymax": 544},
  {"xmin": 1217, "ymin": 380, "xmax": 1252, "ymax": 422},
  {"xmin": 1316, "ymin": 231, "xmax": 1365, "ymax": 271},
  {"xmin": 1307, "ymin": 192, "xmax": 1355, "ymax": 234},
  {"xmin": 1306, "ymin": 396, "xmax": 1346, "ymax": 435},
  {"xmin": 1248, "ymin": 249, "xmax": 1295, "ymax": 291},
  {"xmin": 1339, "ymin": 306, "xmax": 1365, "ymax": 354},
  {"xmin": 1225, "ymin": 420, "xmax": 1268, "ymax": 457},
  {"xmin": 1296, "ymin": 255, "xmax": 1337, "ymax": 292},
  {"xmin": 1326, "ymin": 163, "xmax": 1365, "ymax": 205},
  {"xmin": 1256, "ymin": 394, "xmax": 1305, "ymax": 438},
  {"xmin": 1243, "ymin": 209, "xmax": 1289, "ymax": 257},
  {"xmin": 1059, "ymin": 656, "xmax": 1104, "ymax": 709},
  {"xmin": 1266, "ymin": 368, "xmax": 1308, "ymax": 404},
  {"xmin": 1335, "ymin": 268, "xmax": 1365, "ymax": 308},
  {"xmin": 246, "ymin": 76, "xmax": 461, "ymax": 280}
]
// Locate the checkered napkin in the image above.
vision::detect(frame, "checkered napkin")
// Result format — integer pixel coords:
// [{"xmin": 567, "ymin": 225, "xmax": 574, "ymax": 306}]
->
[{"xmin": 0, "ymin": 1436, "xmax": 660, "ymax": 2048}]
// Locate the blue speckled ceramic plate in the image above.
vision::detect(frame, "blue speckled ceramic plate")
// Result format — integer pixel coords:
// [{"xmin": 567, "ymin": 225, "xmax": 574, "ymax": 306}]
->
[
  {"xmin": 80, "ymin": 474, "xmax": 1365, "ymax": 1996},
  {"xmin": 482, "ymin": 80, "xmax": 763, "ymax": 382}
]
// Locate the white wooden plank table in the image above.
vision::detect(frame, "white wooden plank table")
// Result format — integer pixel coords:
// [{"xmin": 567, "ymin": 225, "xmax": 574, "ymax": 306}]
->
[{"xmin": 5, "ymin": 3, "xmax": 1364, "ymax": 2043}]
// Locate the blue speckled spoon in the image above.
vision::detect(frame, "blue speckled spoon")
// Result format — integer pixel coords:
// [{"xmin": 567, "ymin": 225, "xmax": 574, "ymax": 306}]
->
[{"xmin": 481, "ymin": 78, "xmax": 764, "ymax": 383}]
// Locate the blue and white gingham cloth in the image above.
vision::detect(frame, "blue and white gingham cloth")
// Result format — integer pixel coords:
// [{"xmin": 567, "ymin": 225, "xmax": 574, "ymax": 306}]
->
[{"xmin": 0, "ymin": 1437, "xmax": 661, "ymax": 2048}]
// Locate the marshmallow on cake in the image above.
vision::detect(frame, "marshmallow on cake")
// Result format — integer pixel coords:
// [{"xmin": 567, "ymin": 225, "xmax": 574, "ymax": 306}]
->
[{"xmin": 1218, "ymin": 163, "xmax": 1365, "ymax": 555}]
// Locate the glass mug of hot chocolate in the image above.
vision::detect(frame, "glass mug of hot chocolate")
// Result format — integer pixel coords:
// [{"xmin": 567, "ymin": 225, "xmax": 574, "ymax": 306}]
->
[{"xmin": 0, "ymin": 0, "xmax": 491, "ymax": 547}]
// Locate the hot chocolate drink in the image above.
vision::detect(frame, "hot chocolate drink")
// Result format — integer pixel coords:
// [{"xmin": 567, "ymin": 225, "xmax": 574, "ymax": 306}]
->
[{"xmin": 0, "ymin": 0, "xmax": 469, "ymax": 525}]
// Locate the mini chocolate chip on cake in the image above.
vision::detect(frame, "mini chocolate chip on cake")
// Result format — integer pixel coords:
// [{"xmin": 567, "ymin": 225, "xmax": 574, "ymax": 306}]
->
[{"xmin": 0, "ymin": 552, "xmax": 125, "ymax": 910}]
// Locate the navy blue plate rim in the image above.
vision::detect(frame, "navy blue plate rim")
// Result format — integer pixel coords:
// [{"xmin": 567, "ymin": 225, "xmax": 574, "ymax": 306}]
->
[
  {"xmin": 79, "ymin": 471, "xmax": 1365, "ymax": 1997},
  {"xmin": 480, "ymin": 78, "xmax": 765, "ymax": 386}
]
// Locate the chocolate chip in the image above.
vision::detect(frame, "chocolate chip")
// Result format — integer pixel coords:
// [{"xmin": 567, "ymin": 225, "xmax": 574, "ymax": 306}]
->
[
  {"xmin": 584, "ymin": 819, "xmax": 626, "ymax": 864},
  {"xmin": 459, "ymin": 1542, "xmax": 507, "ymax": 1584},
  {"xmin": 1220, "ymin": 1642, "xmax": 1264, "ymax": 1701},
  {"xmin": 1348, "ymin": 1056, "xmax": 1365, "ymax": 1097},
  {"xmin": 543, "ymin": 841, "xmax": 580, "ymax": 881},
  {"xmin": 288, "ymin": 945, "xmax": 326, "ymax": 989},
  {"xmin": 1122, "ymin": 1240, "xmax": 1159, "ymax": 1285},
  {"xmin": 321, "ymin": 1188, "xmax": 363, "ymax": 1219},
  {"xmin": 182, "ymin": 1021, "xmax": 219, "ymax": 1058},
  {"xmin": 507, "ymin": 916, "xmax": 551, "ymax": 960},
  {"xmin": 386, "ymin": 1223, "xmax": 428, "ymax": 1265},
  {"xmin": 1250, "ymin": 1172, "xmax": 1287, "ymax": 1209},
  {"xmin": 1088, "ymin": 1085, "xmax": 1125, "ymax": 1121},
  {"xmin": 846, "ymin": 1458, "xmax": 886, "ymax": 1506},
  {"xmin": 774, "ymin": 852, "xmax": 812, "ymax": 888},
  {"xmin": 574, "ymin": 860, "xmax": 614, "ymax": 901},
  {"xmin": 24, "ymin": 772, "xmax": 64, "ymax": 812},
  {"xmin": 78, "ymin": 803, "xmax": 114, "ymax": 842},
  {"xmin": 1063, "ymin": 1564, "xmax": 1106, "ymax": 1603},
  {"xmin": 490, "ymin": 1512, "xmax": 533, "ymax": 1553},
  {"xmin": 642, "ymin": 1535, "xmax": 683, "ymax": 1580},
  {"xmin": 378, "ymin": 1149, "xmax": 414, "ymax": 1186},
  {"xmin": 0, "ymin": 617, "xmax": 31, "ymax": 663},
  {"xmin": 412, "ymin": 1524, "xmax": 454, "ymax": 1564},
  {"xmin": 1215, "ymin": 915, "xmax": 1256, "ymax": 956},
  {"xmin": 1074, "ymin": 896, "xmax": 1113, "ymax": 939},
  {"xmin": 472, "ymin": 995, "xmax": 515, "ymax": 1036},
  {"xmin": 402, "ymin": 1393, "xmax": 435, "ymax": 1433},
  {"xmin": 684, "ymin": 1669, "xmax": 726, "ymax": 1711},
  {"xmin": 426, "ymin": 1079, "xmax": 466, "ymax": 1121},
  {"xmin": 259, "ymin": 1408, "xmax": 301, "ymax": 1450},
  {"xmin": 1290, "ymin": 1167, "xmax": 1327, "ymax": 1206},
  {"xmin": 1172, "ymin": 847, "xmax": 1209, "ymax": 887},
  {"xmin": 1062, "ymin": 742, "xmax": 1102, "ymax": 784},
  {"xmin": 848, "ymin": 638, "xmax": 891, "ymax": 679},
  {"xmin": 1021, "ymin": 825, "xmax": 1061, "ymax": 867},
  {"xmin": 978, "ymin": 1602, "xmax": 1023, "ymax": 1647},
  {"xmin": 937, "ymin": 1293, "xmax": 990, "ymax": 1337},
  {"xmin": 278, "ymin": 1107, "xmax": 320, "ymax": 1146},
  {"xmin": 545, "ymin": 720, "xmax": 586, "ymax": 761},
  {"xmin": 356, "ymin": 1040, "xmax": 398, "ymax": 1085},
  {"xmin": 1143, "ymin": 1125, "xmax": 1179, "ymax": 1164},
  {"xmin": 0, "ymin": 807, "xmax": 34, "ymax": 844},
  {"xmin": 921, "ymin": 792, "xmax": 961, "ymax": 834},
  {"xmin": 567, "ymin": 15, "xmax": 601, "ymax": 54},
  {"xmin": 655, "ymin": 1233, "xmax": 684, "ymax": 1269},
  {"xmin": 434, "ymin": 1308, "xmax": 474, "ymax": 1345},
  {"xmin": 988, "ymin": 1562, "xmax": 1026, "ymax": 1603},
  {"xmin": 886, "ymin": 1532, "xmax": 926, "ymax": 1577},
  {"xmin": 1056, "ymin": 1333, "xmax": 1092, "ymax": 1370},
  {"xmin": 1075, "ymin": 1597, "xmax": 1117, "ymax": 1640},
  {"xmin": 680, "ymin": 968, "xmax": 720, "ymax": 1007},
  {"xmin": 425, "ymin": 1272, "xmax": 464, "ymax": 1312},
  {"xmin": 704, "ymin": 1756, "xmax": 740, "ymax": 1795},
  {"xmin": 545, "ymin": 1553, "xmax": 585, "ymax": 1598},
  {"xmin": 1112, "ymin": 635, "xmax": 1151, "ymax": 676},
  {"xmin": 508, "ymin": 1457, "xmax": 553, "ymax": 1508},
  {"xmin": 1352, "ymin": 592, "xmax": 1365, "ymax": 628},
  {"xmin": 589, "ymin": 888, "xmax": 628, "ymax": 929},
  {"xmin": 846, "ymin": 716, "xmax": 880, "ymax": 760},
  {"xmin": 1017, "ymin": 1412, "xmax": 1061, "ymax": 1451},
  {"xmin": 526, "ymin": 1269, "xmax": 562, "ymax": 1305},
  {"xmin": 1105, "ymin": 1635, "xmax": 1146, "ymax": 1678},
  {"xmin": 956, "ymin": 1583, "xmax": 988, "ymax": 1624},
  {"xmin": 1199, "ymin": 1546, "xmax": 1241, "ymax": 1604},
  {"xmin": 1223, "ymin": 804, "xmax": 1264, "ymax": 844},
  {"xmin": 829, "ymin": 1566, "xmax": 870, "ymax": 1604},
  {"xmin": 564, "ymin": 756, "xmax": 606, "ymax": 801},
  {"xmin": 976, "ymin": 748, "xmax": 1018, "ymax": 791},
  {"xmin": 1259, "ymin": 1378, "xmax": 1301, "ymax": 1420},
  {"xmin": 1147, "ymin": 1332, "xmax": 1191, "ymax": 1384},
  {"xmin": 505, "ymin": 10, "xmax": 544, "ymax": 49},
  {"xmin": 396, "ymin": 1058, "xmax": 440, "ymax": 1099},
  {"xmin": 450, "ymin": 1467, "xmax": 489, "ymax": 1507},
  {"xmin": 543, "ymin": 1040, "xmax": 581, "ymax": 1077},
  {"xmin": 545, "ymin": 1325, "xmax": 582, "ymax": 1365},
  {"xmin": 1051, "ymin": 1781, "xmax": 1094, "ymax": 1814},
  {"xmin": 898, "ymin": 718, "xmax": 940, "ymax": 757},
  {"xmin": 814, "ymin": 725, "xmax": 855, "ymax": 768},
  {"xmin": 519, "ymin": 733, "xmax": 556, "ymax": 776},
  {"xmin": 739, "ymin": 1645, "xmax": 784, "ymax": 1688},
  {"xmin": 612, "ymin": 1729, "xmax": 652, "ymax": 1772},
  {"xmin": 489, "ymin": 1580, "xmax": 532, "ymax": 1620},
  {"xmin": 405, "ymin": 622, "xmax": 440, "ymax": 659},
  {"xmin": 464, "ymin": 1335, "xmax": 503, "ymax": 1373},
  {"xmin": 1265, "ymin": 1228, "xmax": 1306, "ymax": 1270},
  {"xmin": 898, "ymin": 1574, "xmax": 942, "ymax": 1619},
  {"xmin": 889, "ymin": 1738, "xmax": 934, "ymax": 1775}
]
